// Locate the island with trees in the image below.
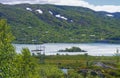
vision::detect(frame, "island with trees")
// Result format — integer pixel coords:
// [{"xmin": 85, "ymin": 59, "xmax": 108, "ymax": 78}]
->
[{"xmin": 58, "ymin": 47, "xmax": 87, "ymax": 52}]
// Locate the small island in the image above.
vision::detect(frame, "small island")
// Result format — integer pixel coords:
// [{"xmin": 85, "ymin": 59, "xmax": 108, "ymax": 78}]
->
[{"xmin": 58, "ymin": 47, "xmax": 87, "ymax": 52}]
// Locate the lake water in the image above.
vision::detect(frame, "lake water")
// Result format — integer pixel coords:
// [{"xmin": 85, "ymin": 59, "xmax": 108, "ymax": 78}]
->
[{"xmin": 13, "ymin": 43, "xmax": 120, "ymax": 56}]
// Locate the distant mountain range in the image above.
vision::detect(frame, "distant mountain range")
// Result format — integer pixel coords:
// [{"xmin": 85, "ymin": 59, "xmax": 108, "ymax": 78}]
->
[{"xmin": 0, "ymin": 3, "xmax": 120, "ymax": 44}]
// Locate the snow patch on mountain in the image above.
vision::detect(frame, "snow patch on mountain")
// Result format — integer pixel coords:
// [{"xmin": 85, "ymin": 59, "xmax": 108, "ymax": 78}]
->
[
  {"xmin": 106, "ymin": 14, "xmax": 114, "ymax": 17},
  {"xmin": 49, "ymin": 11, "xmax": 53, "ymax": 15},
  {"xmin": 26, "ymin": 7, "xmax": 32, "ymax": 11},
  {"xmin": 36, "ymin": 9, "xmax": 43, "ymax": 14},
  {"xmin": 55, "ymin": 14, "xmax": 68, "ymax": 20},
  {"xmin": 70, "ymin": 20, "xmax": 73, "ymax": 22}
]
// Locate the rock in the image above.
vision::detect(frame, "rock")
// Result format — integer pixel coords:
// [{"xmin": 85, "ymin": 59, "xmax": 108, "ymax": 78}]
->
[
  {"xmin": 94, "ymin": 62, "xmax": 116, "ymax": 69},
  {"xmin": 90, "ymin": 70, "xmax": 97, "ymax": 76}
]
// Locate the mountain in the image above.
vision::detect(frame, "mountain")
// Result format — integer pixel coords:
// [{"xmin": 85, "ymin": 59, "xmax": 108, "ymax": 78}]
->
[
  {"xmin": 98, "ymin": 11, "xmax": 120, "ymax": 19},
  {"xmin": 0, "ymin": 3, "xmax": 120, "ymax": 44}
]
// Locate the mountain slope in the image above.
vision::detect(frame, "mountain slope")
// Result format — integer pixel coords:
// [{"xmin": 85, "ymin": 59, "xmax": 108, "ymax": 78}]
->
[{"xmin": 0, "ymin": 4, "xmax": 120, "ymax": 43}]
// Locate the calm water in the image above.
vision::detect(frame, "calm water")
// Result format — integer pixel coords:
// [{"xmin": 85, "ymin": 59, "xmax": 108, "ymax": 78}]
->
[{"xmin": 13, "ymin": 43, "xmax": 120, "ymax": 56}]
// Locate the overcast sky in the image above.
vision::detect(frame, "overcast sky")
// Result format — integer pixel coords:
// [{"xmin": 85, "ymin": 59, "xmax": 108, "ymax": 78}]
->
[{"xmin": 0, "ymin": 0, "xmax": 120, "ymax": 13}]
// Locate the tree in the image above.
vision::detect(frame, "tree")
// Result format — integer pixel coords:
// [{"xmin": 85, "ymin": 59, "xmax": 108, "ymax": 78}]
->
[
  {"xmin": 0, "ymin": 19, "xmax": 16, "ymax": 78},
  {"xmin": 16, "ymin": 48, "xmax": 40, "ymax": 78}
]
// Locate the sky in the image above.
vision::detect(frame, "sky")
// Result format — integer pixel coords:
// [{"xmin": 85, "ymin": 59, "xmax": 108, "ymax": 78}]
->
[
  {"xmin": 0, "ymin": 0, "xmax": 120, "ymax": 13},
  {"xmin": 85, "ymin": 0, "xmax": 120, "ymax": 5}
]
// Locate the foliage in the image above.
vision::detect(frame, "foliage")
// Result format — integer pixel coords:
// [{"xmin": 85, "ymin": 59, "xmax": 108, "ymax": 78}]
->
[
  {"xmin": 1, "ymin": 4, "xmax": 120, "ymax": 43},
  {"xmin": 0, "ymin": 19, "xmax": 16, "ymax": 78},
  {"xmin": 1, "ymin": 6, "xmax": 120, "ymax": 77},
  {"xmin": 45, "ymin": 55, "xmax": 120, "ymax": 78},
  {"xmin": 0, "ymin": 19, "xmax": 65, "ymax": 78},
  {"xmin": 39, "ymin": 65, "xmax": 64, "ymax": 78},
  {"xmin": 16, "ymin": 48, "xmax": 40, "ymax": 78}
]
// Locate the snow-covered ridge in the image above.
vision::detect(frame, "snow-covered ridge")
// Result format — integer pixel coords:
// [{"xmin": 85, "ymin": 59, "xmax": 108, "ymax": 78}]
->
[
  {"xmin": 55, "ymin": 14, "xmax": 68, "ymax": 20},
  {"xmin": 36, "ymin": 9, "xmax": 43, "ymax": 14}
]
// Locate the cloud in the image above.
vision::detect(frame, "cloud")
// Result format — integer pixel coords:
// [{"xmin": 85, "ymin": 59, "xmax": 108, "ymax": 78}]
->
[
  {"xmin": 1, "ymin": 0, "xmax": 120, "ymax": 13},
  {"xmin": 92, "ymin": 5, "xmax": 120, "ymax": 13}
]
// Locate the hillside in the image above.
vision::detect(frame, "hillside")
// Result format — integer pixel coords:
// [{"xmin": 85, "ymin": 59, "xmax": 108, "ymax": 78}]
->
[{"xmin": 0, "ymin": 3, "xmax": 120, "ymax": 43}]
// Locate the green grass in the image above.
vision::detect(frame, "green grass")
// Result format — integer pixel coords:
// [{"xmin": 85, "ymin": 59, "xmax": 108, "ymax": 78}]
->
[{"xmin": 37, "ymin": 54, "xmax": 120, "ymax": 78}]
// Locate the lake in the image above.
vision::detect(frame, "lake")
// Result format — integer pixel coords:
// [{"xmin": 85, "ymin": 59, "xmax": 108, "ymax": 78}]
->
[{"xmin": 13, "ymin": 43, "xmax": 120, "ymax": 56}]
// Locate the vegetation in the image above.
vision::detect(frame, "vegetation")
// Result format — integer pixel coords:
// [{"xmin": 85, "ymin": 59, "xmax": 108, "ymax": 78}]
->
[
  {"xmin": 1, "ymin": 4, "xmax": 120, "ymax": 77},
  {"xmin": 58, "ymin": 46, "xmax": 87, "ymax": 52},
  {"xmin": 45, "ymin": 54, "xmax": 120, "ymax": 78},
  {"xmin": 0, "ymin": 4, "xmax": 120, "ymax": 44},
  {"xmin": 0, "ymin": 19, "xmax": 16, "ymax": 77},
  {"xmin": 0, "ymin": 19, "xmax": 64, "ymax": 78}
]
